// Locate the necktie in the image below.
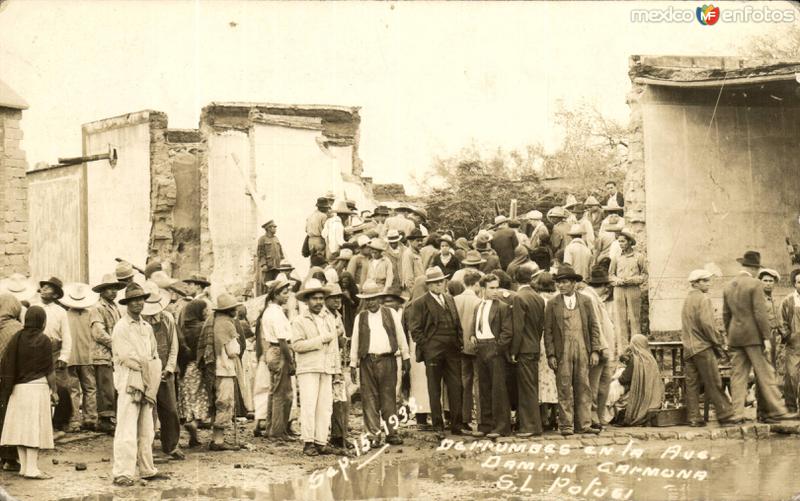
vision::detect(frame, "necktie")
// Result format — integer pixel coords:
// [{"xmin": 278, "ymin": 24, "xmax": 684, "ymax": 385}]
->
[{"xmin": 476, "ymin": 302, "xmax": 485, "ymax": 336}]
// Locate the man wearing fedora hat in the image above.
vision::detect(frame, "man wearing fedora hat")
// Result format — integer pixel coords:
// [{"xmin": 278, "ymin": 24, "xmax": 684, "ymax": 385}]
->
[
  {"xmin": 581, "ymin": 266, "xmax": 617, "ymax": 431},
  {"xmin": 111, "ymin": 283, "xmax": 164, "ymax": 486},
  {"xmin": 62, "ymin": 283, "xmax": 100, "ymax": 433},
  {"xmin": 564, "ymin": 224, "xmax": 593, "ymax": 280},
  {"xmin": 366, "ymin": 238, "xmax": 394, "ymax": 293},
  {"xmin": 347, "ymin": 235, "xmax": 373, "ymax": 290},
  {"xmin": 89, "ymin": 274, "xmax": 126, "ymax": 434},
  {"xmin": 371, "ymin": 205, "xmax": 390, "ymax": 239},
  {"xmin": 208, "ymin": 293, "xmax": 244, "ymax": 451},
  {"xmin": 291, "ymin": 279, "xmax": 339, "ymax": 456},
  {"xmin": 141, "ymin": 282, "xmax": 183, "ymax": 459},
  {"xmin": 401, "ymin": 229, "xmax": 426, "ymax": 298},
  {"xmin": 609, "ymin": 231, "xmax": 647, "ymax": 347},
  {"xmin": 406, "ymin": 266, "xmax": 465, "ymax": 435},
  {"xmin": 306, "ymin": 197, "xmax": 332, "ymax": 262},
  {"xmin": 184, "ymin": 273, "xmax": 214, "ymax": 309},
  {"xmin": 583, "ymin": 196, "xmax": 604, "ymax": 237},
  {"xmin": 255, "ymin": 219, "xmax": 284, "ymax": 296},
  {"xmin": 724, "ymin": 251, "xmax": 797, "ymax": 423},
  {"xmin": 350, "ymin": 281, "xmax": 410, "ymax": 446},
  {"xmin": 544, "ymin": 265, "xmax": 602, "ymax": 436},
  {"xmin": 682, "ymin": 269, "xmax": 735, "ymax": 427},
  {"xmin": 451, "ymin": 250, "xmax": 486, "ymax": 284},
  {"xmin": 490, "ymin": 216, "xmax": 518, "ymax": 272}
]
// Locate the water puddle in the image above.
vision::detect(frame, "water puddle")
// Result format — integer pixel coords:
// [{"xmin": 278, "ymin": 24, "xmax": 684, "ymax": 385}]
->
[{"xmin": 57, "ymin": 438, "xmax": 800, "ymax": 500}]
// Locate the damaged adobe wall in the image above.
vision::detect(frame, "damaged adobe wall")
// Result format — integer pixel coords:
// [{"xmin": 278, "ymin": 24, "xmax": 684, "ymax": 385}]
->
[{"xmin": 629, "ymin": 55, "xmax": 800, "ymax": 335}]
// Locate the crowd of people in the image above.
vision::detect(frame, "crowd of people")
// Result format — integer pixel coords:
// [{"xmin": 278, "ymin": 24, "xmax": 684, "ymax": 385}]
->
[{"xmin": 0, "ymin": 179, "xmax": 798, "ymax": 485}]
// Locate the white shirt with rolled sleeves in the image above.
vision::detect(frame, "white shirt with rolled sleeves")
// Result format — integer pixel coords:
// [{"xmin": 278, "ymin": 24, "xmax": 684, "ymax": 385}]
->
[
  {"xmin": 260, "ymin": 303, "xmax": 292, "ymax": 345},
  {"xmin": 36, "ymin": 301, "xmax": 72, "ymax": 364},
  {"xmin": 349, "ymin": 308, "xmax": 410, "ymax": 368}
]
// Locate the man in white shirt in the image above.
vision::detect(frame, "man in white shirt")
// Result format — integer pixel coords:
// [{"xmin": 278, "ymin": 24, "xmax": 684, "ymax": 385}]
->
[
  {"xmin": 322, "ymin": 200, "xmax": 352, "ymax": 260},
  {"xmin": 350, "ymin": 280, "xmax": 410, "ymax": 446},
  {"xmin": 470, "ymin": 274, "xmax": 513, "ymax": 438},
  {"xmin": 36, "ymin": 277, "xmax": 73, "ymax": 433}
]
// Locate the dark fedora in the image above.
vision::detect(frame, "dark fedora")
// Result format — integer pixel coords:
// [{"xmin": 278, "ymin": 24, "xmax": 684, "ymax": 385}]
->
[
  {"xmin": 119, "ymin": 283, "xmax": 151, "ymax": 305},
  {"xmin": 316, "ymin": 197, "xmax": 332, "ymax": 208},
  {"xmin": 553, "ymin": 265, "xmax": 583, "ymax": 283},
  {"xmin": 406, "ymin": 228, "xmax": 424, "ymax": 240},
  {"xmin": 373, "ymin": 205, "xmax": 390, "ymax": 216},
  {"xmin": 586, "ymin": 266, "xmax": 611, "ymax": 286},
  {"xmin": 736, "ymin": 250, "xmax": 761, "ymax": 268},
  {"xmin": 39, "ymin": 276, "xmax": 65, "ymax": 299}
]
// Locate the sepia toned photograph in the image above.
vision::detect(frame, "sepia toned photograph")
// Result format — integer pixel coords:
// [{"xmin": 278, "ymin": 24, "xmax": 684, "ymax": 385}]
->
[{"xmin": 1, "ymin": 1, "xmax": 800, "ymax": 499}]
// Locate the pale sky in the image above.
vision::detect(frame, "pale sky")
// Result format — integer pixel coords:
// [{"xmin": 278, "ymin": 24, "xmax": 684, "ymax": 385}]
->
[{"xmin": 0, "ymin": 1, "xmax": 792, "ymax": 189}]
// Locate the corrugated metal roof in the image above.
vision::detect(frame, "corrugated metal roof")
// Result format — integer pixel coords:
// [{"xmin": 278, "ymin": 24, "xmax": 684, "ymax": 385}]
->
[{"xmin": 0, "ymin": 78, "xmax": 28, "ymax": 110}]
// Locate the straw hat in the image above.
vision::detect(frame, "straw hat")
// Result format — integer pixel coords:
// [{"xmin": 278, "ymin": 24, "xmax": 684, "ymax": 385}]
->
[
  {"xmin": 214, "ymin": 293, "xmax": 242, "ymax": 312},
  {"xmin": 618, "ymin": 231, "xmax": 637, "ymax": 246},
  {"xmin": 60, "ymin": 282, "xmax": 99, "ymax": 310},
  {"xmin": 39, "ymin": 276, "xmax": 65, "ymax": 300},
  {"xmin": 332, "ymin": 200, "xmax": 354, "ymax": 215},
  {"xmin": 386, "ymin": 229, "xmax": 402, "ymax": 243},
  {"xmin": 547, "ymin": 207, "xmax": 568, "ymax": 220},
  {"xmin": 91, "ymin": 273, "xmax": 126, "ymax": 293},
  {"xmin": 564, "ymin": 194, "xmax": 579, "ymax": 209},
  {"xmin": 494, "ymin": 215, "xmax": 509, "ymax": 226},
  {"xmin": 270, "ymin": 259, "xmax": 295, "ymax": 273},
  {"xmin": 141, "ymin": 281, "xmax": 170, "ymax": 316},
  {"xmin": 184, "ymin": 273, "xmax": 211, "ymax": 288},
  {"xmin": 524, "ymin": 210, "xmax": 543, "ymax": 221},
  {"xmin": 474, "ymin": 230, "xmax": 492, "ymax": 250},
  {"xmin": 357, "ymin": 280, "xmax": 384, "ymax": 299},
  {"xmin": 356, "ymin": 235, "xmax": 371, "ymax": 248},
  {"xmin": 461, "ymin": 250, "xmax": 487, "ymax": 266},
  {"xmin": 567, "ymin": 224, "xmax": 586, "ymax": 237},
  {"xmin": 150, "ymin": 271, "xmax": 179, "ymax": 290},
  {"xmin": 584, "ymin": 196, "xmax": 601, "ymax": 207},
  {"xmin": 296, "ymin": 279, "xmax": 330, "ymax": 301},
  {"xmin": 119, "ymin": 283, "xmax": 150, "ymax": 305},
  {"xmin": 411, "ymin": 207, "xmax": 428, "ymax": 221},
  {"xmin": 336, "ymin": 249, "xmax": 354, "ymax": 261},
  {"xmin": 425, "ymin": 266, "xmax": 448, "ymax": 283},
  {"xmin": 381, "ymin": 287, "xmax": 406, "ymax": 303},
  {"xmin": 326, "ymin": 283, "xmax": 344, "ymax": 298},
  {"xmin": 0, "ymin": 273, "xmax": 38, "ymax": 301},
  {"xmin": 369, "ymin": 238, "xmax": 388, "ymax": 252},
  {"xmin": 267, "ymin": 277, "xmax": 293, "ymax": 300},
  {"xmin": 115, "ymin": 261, "xmax": 135, "ymax": 280}
]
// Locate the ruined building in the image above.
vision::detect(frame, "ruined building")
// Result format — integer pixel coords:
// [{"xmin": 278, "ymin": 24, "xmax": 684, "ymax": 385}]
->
[
  {"xmin": 27, "ymin": 103, "xmax": 375, "ymax": 298},
  {"xmin": 626, "ymin": 55, "xmax": 800, "ymax": 335},
  {"xmin": 0, "ymin": 79, "xmax": 29, "ymax": 276}
]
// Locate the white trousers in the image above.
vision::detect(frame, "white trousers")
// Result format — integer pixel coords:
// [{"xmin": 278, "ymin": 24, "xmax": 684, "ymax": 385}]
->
[
  {"xmin": 253, "ymin": 359, "xmax": 271, "ymax": 421},
  {"xmin": 297, "ymin": 372, "xmax": 332, "ymax": 445},
  {"xmin": 112, "ymin": 391, "xmax": 157, "ymax": 479}
]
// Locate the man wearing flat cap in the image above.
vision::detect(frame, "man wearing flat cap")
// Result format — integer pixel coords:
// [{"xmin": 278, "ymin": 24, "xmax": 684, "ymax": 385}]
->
[
  {"xmin": 681, "ymin": 269, "xmax": 734, "ymax": 427},
  {"xmin": 609, "ymin": 230, "xmax": 647, "ymax": 348},
  {"xmin": 724, "ymin": 251, "xmax": 797, "ymax": 423},
  {"xmin": 306, "ymin": 197, "xmax": 332, "ymax": 263},
  {"xmin": 255, "ymin": 219, "xmax": 284, "ymax": 296}
]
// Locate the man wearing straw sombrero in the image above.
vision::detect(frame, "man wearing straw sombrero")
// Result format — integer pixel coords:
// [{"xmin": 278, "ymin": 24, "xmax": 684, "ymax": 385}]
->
[
  {"xmin": 290, "ymin": 279, "xmax": 338, "ymax": 456},
  {"xmin": 61, "ymin": 282, "xmax": 100, "ymax": 433},
  {"xmin": 89, "ymin": 274, "xmax": 125, "ymax": 434},
  {"xmin": 141, "ymin": 281, "xmax": 184, "ymax": 460}
]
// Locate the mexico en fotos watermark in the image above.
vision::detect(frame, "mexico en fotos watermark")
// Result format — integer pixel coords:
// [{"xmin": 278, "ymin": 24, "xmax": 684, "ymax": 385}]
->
[{"xmin": 631, "ymin": 4, "xmax": 796, "ymax": 24}]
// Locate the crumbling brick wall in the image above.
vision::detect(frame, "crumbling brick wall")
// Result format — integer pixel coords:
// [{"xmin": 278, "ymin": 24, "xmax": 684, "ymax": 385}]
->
[{"xmin": 0, "ymin": 107, "xmax": 29, "ymax": 275}]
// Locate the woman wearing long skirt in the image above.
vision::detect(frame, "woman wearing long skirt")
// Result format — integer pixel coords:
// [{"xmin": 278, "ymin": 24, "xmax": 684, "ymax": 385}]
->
[
  {"xmin": 177, "ymin": 300, "xmax": 210, "ymax": 447},
  {"xmin": 0, "ymin": 306, "xmax": 57, "ymax": 479},
  {"xmin": 0, "ymin": 293, "xmax": 24, "ymax": 472}
]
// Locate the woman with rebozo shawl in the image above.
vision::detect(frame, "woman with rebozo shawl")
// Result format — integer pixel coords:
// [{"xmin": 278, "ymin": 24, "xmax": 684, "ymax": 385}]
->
[
  {"xmin": 619, "ymin": 334, "xmax": 664, "ymax": 426},
  {"xmin": 178, "ymin": 299, "xmax": 210, "ymax": 448},
  {"xmin": 0, "ymin": 305, "xmax": 57, "ymax": 479},
  {"xmin": 0, "ymin": 293, "xmax": 23, "ymax": 472}
]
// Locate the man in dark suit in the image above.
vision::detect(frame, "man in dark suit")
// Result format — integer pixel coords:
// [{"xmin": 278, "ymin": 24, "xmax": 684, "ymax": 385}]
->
[
  {"xmin": 407, "ymin": 266, "xmax": 465, "ymax": 435},
  {"xmin": 510, "ymin": 266, "xmax": 546, "ymax": 437},
  {"xmin": 489, "ymin": 216, "xmax": 519, "ymax": 271},
  {"xmin": 469, "ymin": 274, "xmax": 513, "ymax": 438},
  {"xmin": 604, "ymin": 181, "xmax": 624, "ymax": 208},
  {"xmin": 724, "ymin": 251, "xmax": 797, "ymax": 423},
  {"xmin": 544, "ymin": 265, "xmax": 602, "ymax": 436}
]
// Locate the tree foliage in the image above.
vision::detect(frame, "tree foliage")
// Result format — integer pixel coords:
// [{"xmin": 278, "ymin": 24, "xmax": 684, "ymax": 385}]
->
[
  {"xmin": 738, "ymin": 24, "xmax": 800, "ymax": 59},
  {"xmin": 415, "ymin": 102, "xmax": 628, "ymax": 238}
]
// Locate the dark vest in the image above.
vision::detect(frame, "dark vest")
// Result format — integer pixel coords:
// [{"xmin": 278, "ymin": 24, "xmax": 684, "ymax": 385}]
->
[
  {"xmin": 357, "ymin": 307, "xmax": 398, "ymax": 360},
  {"xmin": 434, "ymin": 298, "xmax": 457, "ymax": 337}
]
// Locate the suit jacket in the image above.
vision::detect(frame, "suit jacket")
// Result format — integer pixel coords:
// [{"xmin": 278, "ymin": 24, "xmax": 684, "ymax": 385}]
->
[
  {"xmin": 605, "ymin": 192, "xmax": 624, "ymax": 208},
  {"xmin": 471, "ymin": 299, "xmax": 513, "ymax": 352},
  {"xmin": 407, "ymin": 291, "xmax": 463, "ymax": 362},
  {"xmin": 511, "ymin": 286, "xmax": 545, "ymax": 356},
  {"xmin": 543, "ymin": 293, "xmax": 601, "ymax": 361},
  {"xmin": 723, "ymin": 273, "xmax": 771, "ymax": 347},
  {"xmin": 490, "ymin": 228, "xmax": 519, "ymax": 270},
  {"xmin": 454, "ymin": 289, "xmax": 482, "ymax": 356}
]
